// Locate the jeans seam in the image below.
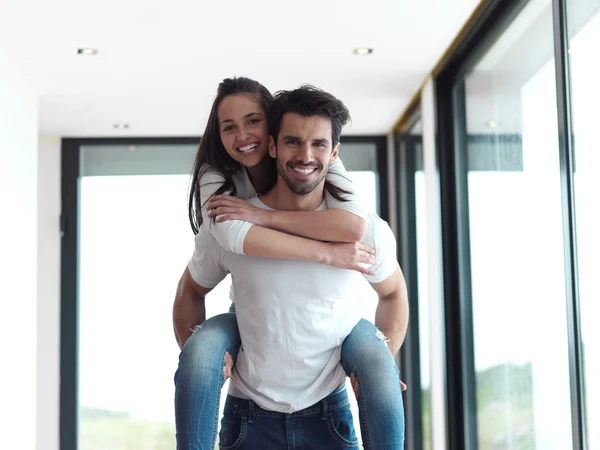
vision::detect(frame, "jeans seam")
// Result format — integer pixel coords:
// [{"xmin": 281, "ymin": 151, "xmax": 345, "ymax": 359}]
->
[
  {"xmin": 210, "ymin": 365, "xmax": 224, "ymax": 448},
  {"xmin": 356, "ymin": 386, "xmax": 372, "ymax": 450},
  {"xmin": 326, "ymin": 412, "xmax": 360, "ymax": 448},
  {"xmin": 219, "ymin": 415, "xmax": 248, "ymax": 450},
  {"xmin": 341, "ymin": 348, "xmax": 372, "ymax": 449},
  {"xmin": 225, "ymin": 338, "xmax": 242, "ymax": 358}
]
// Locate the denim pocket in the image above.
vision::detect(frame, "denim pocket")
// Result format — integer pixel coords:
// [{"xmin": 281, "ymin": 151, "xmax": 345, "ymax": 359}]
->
[
  {"xmin": 218, "ymin": 414, "xmax": 248, "ymax": 450},
  {"xmin": 327, "ymin": 407, "xmax": 359, "ymax": 448}
]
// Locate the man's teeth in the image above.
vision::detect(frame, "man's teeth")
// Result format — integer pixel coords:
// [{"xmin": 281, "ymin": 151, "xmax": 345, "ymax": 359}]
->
[
  {"xmin": 238, "ymin": 144, "xmax": 258, "ymax": 152},
  {"xmin": 292, "ymin": 167, "xmax": 316, "ymax": 174}
]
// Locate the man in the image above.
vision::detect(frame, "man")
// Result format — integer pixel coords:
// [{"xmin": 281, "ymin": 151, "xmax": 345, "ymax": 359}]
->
[{"xmin": 174, "ymin": 86, "xmax": 409, "ymax": 449}]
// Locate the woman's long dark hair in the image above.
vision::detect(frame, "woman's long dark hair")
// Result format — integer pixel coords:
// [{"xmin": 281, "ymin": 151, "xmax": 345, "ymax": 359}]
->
[{"xmin": 188, "ymin": 77, "xmax": 273, "ymax": 234}]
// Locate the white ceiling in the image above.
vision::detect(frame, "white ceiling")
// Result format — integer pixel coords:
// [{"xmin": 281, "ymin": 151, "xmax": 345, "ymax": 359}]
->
[{"xmin": 0, "ymin": 0, "xmax": 481, "ymax": 137}]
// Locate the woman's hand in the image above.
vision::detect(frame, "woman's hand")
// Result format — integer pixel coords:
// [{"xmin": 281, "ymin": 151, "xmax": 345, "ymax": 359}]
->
[
  {"xmin": 323, "ymin": 242, "xmax": 377, "ymax": 275},
  {"xmin": 207, "ymin": 195, "xmax": 272, "ymax": 226}
]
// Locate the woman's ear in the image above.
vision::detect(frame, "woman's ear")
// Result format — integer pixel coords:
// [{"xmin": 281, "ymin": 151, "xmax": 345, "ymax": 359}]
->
[{"xmin": 269, "ymin": 136, "xmax": 277, "ymax": 159}]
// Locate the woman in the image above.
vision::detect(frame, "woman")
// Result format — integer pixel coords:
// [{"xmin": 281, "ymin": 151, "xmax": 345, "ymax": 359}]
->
[{"xmin": 174, "ymin": 77, "xmax": 405, "ymax": 450}]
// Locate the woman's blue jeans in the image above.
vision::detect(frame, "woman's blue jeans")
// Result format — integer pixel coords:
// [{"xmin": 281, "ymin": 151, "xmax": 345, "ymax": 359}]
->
[{"xmin": 174, "ymin": 313, "xmax": 404, "ymax": 450}]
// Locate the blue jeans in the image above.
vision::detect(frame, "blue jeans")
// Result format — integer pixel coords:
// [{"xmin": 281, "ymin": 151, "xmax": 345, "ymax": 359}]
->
[
  {"xmin": 174, "ymin": 314, "xmax": 404, "ymax": 450},
  {"xmin": 219, "ymin": 389, "xmax": 358, "ymax": 449}
]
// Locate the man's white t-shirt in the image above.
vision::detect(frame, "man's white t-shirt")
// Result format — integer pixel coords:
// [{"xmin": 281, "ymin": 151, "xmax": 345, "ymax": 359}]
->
[{"xmin": 188, "ymin": 197, "xmax": 398, "ymax": 413}]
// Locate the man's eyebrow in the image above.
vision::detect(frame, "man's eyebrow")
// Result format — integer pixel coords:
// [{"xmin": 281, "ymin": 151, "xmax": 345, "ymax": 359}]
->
[
  {"xmin": 312, "ymin": 138, "xmax": 330, "ymax": 145},
  {"xmin": 220, "ymin": 112, "xmax": 261, "ymax": 125},
  {"xmin": 283, "ymin": 134, "xmax": 300, "ymax": 140}
]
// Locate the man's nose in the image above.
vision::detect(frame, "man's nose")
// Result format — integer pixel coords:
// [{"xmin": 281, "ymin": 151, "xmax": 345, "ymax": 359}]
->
[{"xmin": 297, "ymin": 143, "xmax": 314, "ymax": 163}]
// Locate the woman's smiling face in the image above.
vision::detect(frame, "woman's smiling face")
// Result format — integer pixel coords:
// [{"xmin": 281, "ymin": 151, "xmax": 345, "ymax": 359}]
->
[{"xmin": 218, "ymin": 94, "xmax": 269, "ymax": 168}]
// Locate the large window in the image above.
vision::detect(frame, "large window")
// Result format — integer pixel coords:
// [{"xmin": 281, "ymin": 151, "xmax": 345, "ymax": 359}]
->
[
  {"xmin": 456, "ymin": 0, "xmax": 574, "ymax": 448},
  {"xmin": 566, "ymin": 1, "xmax": 600, "ymax": 447},
  {"xmin": 79, "ymin": 172, "xmax": 202, "ymax": 450},
  {"xmin": 64, "ymin": 138, "xmax": 386, "ymax": 450},
  {"xmin": 77, "ymin": 143, "xmax": 202, "ymax": 450},
  {"xmin": 401, "ymin": 0, "xmax": 596, "ymax": 448}
]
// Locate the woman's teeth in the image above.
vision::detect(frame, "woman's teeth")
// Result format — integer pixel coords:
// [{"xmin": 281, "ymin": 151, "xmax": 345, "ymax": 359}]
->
[{"xmin": 238, "ymin": 144, "xmax": 258, "ymax": 153}]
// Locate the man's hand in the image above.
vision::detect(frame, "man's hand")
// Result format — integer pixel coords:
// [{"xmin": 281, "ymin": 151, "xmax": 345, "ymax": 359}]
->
[
  {"xmin": 371, "ymin": 267, "xmax": 409, "ymax": 357},
  {"xmin": 207, "ymin": 195, "xmax": 272, "ymax": 226},
  {"xmin": 223, "ymin": 352, "xmax": 234, "ymax": 381},
  {"xmin": 323, "ymin": 242, "xmax": 377, "ymax": 275}
]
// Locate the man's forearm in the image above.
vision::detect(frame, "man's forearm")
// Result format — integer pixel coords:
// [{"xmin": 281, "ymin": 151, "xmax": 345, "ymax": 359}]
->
[
  {"xmin": 173, "ymin": 280, "xmax": 206, "ymax": 350},
  {"xmin": 374, "ymin": 291, "xmax": 409, "ymax": 357}
]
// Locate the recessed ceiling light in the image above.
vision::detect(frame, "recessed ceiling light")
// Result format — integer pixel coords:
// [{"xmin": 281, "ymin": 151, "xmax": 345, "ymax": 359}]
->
[
  {"xmin": 78, "ymin": 48, "xmax": 99, "ymax": 56},
  {"xmin": 486, "ymin": 120, "xmax": 499, "ymax": 128},
  {"xmin": 568, "ymin": 48, "xmax": 573, "ymax": 55},
  {"xmin": 114, "ymin": 123, "xmax": 130, "ymax": 130},
  {"xmin": 352, "ymin": 48, "xmax": 373, "ymax": 55},
  {"xmin": 128, "ymin": 145, "xmax": 136, "ymax": 152}
]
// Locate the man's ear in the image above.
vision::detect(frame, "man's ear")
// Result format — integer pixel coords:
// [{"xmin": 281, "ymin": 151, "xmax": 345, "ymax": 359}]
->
[
  {"xmin": 330, "ymin": 143, "xmax": 340, "ymax": 163},
  {"xmin": 268, "ymin": 136, "xmax": 277, "ymax": 159}
]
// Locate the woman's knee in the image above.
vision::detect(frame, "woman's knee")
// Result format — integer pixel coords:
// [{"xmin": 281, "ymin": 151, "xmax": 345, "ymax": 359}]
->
[
  {"xmin": 342, "ymin": 319, "xmax": 397, "ymax": 374},
  {"xmin": 179, "ymin": 313, "xmax": 241, "ymax": 371}
]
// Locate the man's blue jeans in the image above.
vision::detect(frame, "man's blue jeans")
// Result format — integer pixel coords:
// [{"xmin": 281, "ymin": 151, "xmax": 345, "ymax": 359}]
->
[
  {"xmin": 218, "ymin": 389, "xmax": 357, "ymax": 449},
  {"xmin": 174, "ymin": 314, "xmax": 404, "ymax": 450}
]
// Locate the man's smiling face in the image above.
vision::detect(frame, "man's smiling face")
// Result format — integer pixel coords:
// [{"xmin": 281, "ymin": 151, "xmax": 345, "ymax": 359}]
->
[{"xmin": 269, "ymin": 112, "xmax": 339, "ymax": 195}]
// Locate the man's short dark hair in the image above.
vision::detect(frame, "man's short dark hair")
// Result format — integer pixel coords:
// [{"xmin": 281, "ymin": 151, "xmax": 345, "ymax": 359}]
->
[{"xmin": 268, "ymin": 85, "xmax": 351, "ymax": 147}]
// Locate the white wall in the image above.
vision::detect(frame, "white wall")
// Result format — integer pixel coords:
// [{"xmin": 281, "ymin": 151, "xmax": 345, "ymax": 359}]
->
[
  {"xmin": 37, "ymin": 136, "xmax": 61, "ymax": 450},
  {"xmin": 0, "ymin": 47, "xmax": 39, "ymax": 450}
]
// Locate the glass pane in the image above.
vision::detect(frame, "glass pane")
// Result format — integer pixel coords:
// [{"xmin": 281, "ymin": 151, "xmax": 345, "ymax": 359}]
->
[
  {"xmin": 339, "ymin": 141, "xmax": 381, "ymax": 216},
  {"xmin": 460, "ymin": 0, "xmax": 573, "ymax": 448},
  {"xmin": 338, "ymin": 142, "xmax": 378, "ymax": 173},
  {"xmin": 566, "ymin": 1, "xmax": 600, "ymax": 447},
  {"xmin": 78, "ymin": 174, "xmax": 222, "ymax": 450},
  {"xmin": 78, "ymin": 144, "xmax": 381, "ymax": 449},
  {"xmin": 79, "ymin": 143, "xmax": 197, "ymax": 177}
]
